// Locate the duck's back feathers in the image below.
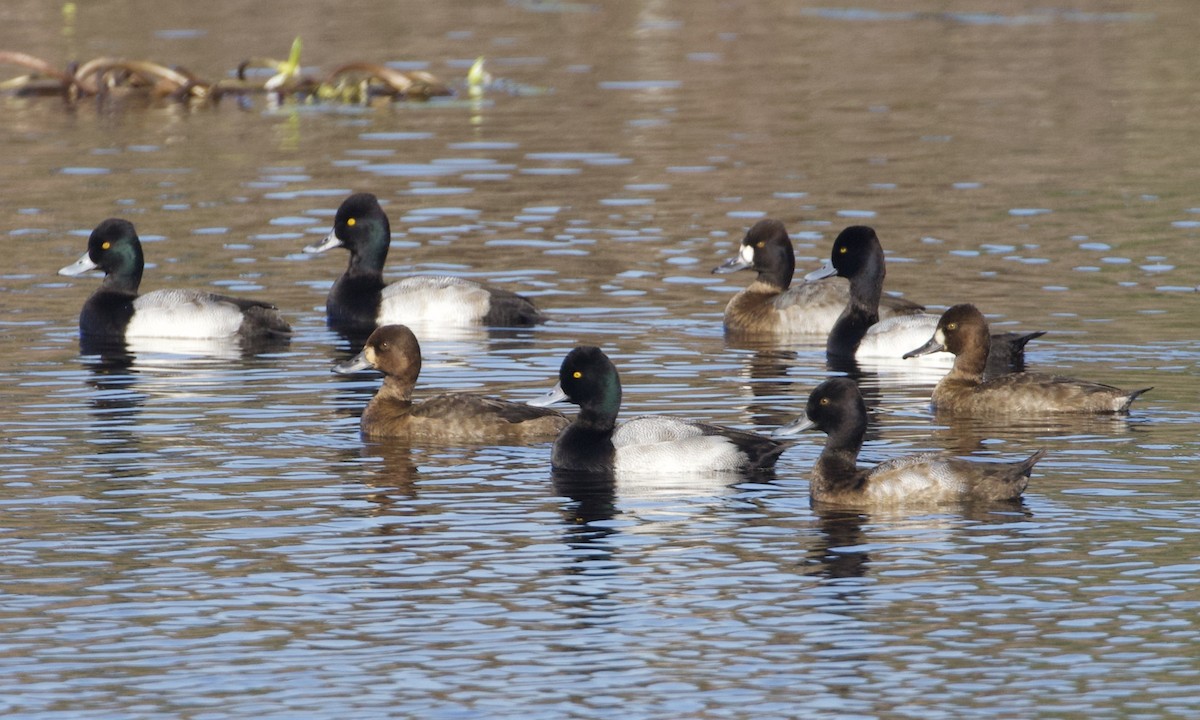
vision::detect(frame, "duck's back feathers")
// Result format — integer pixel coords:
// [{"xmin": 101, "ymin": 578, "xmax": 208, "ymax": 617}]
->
[
  {"xmin": 391, "ymin": 392, "xmax": 567, "ymax": 442},
  {"xmin": 935, "ymin": 372, "xmax": 1150, "ymax": 415}
]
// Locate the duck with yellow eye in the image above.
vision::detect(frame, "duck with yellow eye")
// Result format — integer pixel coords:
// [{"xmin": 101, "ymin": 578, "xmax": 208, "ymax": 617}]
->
[
  {"xmin": 529, "ymin": 345, "xmax": 795, "ymax": 474},
  {"xmin": 58, "ymin": 218, "xmax": 291, "ymax": 345},
  {"xmin": 904, "ymin": 304, "xmax": 1151, "ymax": 415},
  {"xmin": 712, "ymin": 218, "xmax": 925, "ymax": 336},
  {"xmin": 303, "ymin": 192, "xmax": 543, "ymax": 337},
  {"xmin": 333, "ymin": 324, "xmax": 568, "ymax": 442},
  {"xmin": 775, "ymin": 377, "xmax": 1044, "ymax": 506},
  {"xmin": 807, "ymin": 225, "xmax": 1042, "ymax": 374}
]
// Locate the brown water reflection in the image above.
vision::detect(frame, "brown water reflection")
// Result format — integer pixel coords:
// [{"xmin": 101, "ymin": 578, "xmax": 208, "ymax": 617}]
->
[{"xmin": 3, "ymin": 2, "xmax": 1200, "ymax": 718}]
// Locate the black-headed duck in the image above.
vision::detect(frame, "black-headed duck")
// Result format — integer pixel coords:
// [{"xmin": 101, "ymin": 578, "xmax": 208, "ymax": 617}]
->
[
  {"xmin": 808, "ymin": 225, "xmax": 1042, "ymax": 375},
  {"xmin": 335, "ymin": 324, "xmax": 568, "ymax": 442},
  {"xmin": 304, "ymin": 193, "xmax": 543, "ymax": 335},
  {"xmin": 58, "ymin": 218, "xmax": 291, "ymax": 342},
  {"xmin": 530, "ymin": 345, "xmax": 793, "ymax": 473},
  {"xmin": 776, "ymin": 377, "xmax": 1044, "ymax": 506},
  {"xmin": 904, "ymin": 303, "xmax": 1151, "ymax": 415},
  {"xmin": 712, "ymin": 218, "xmax": 925, "ymax": 336}
]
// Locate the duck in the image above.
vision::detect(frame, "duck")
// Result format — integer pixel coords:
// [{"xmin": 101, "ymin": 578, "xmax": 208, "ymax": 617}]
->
[
  {"xmin": 712, "ymin": 218, "xmax": 925, "ymax": 336},
  {"xmin": 904, "ymin": 303, "xmax": 1151, "ymax": 415},
  {"xmin": 58, "ymin": 218, "xmax": 291, "ymax": 342},
  {"xmin": 775, "ymin": 377, "xmax": 1044, "ymax": 506},
  {"xmin": 304, "ymin": 193, "xmax": 543, "ymax": 335},
  {"xmin": 334, "ymin": 324, "xmax": 568, "ymax": 441},
  {"xmin": 530, "ymin": 345, "xmax": 793, "ymax": 474},
  {"xmin": 808, "ymin": 225, "xmax": 1042, "ymax": 374}
]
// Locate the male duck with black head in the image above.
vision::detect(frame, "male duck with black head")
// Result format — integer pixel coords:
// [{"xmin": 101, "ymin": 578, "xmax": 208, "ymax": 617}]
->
[
  {"xmin": 59, "ymin": 218, "xmax": 291, "ymax": 348},
  {"xmin": 777, "ymin": 377, "xmax": 1044, "ymax": 506},
  {"xmin": 304, "ymin": 193, "xmax": 543, "ymax": 338},
  {"xmin": 712, "ymin": 218, "xmax": 925, "ymax": 336},
  {"xmin": 809, "ymin": 226, "xmax": 1042, "ymax": 375},
  {"xmin": 905, "ymin": 303, "xmax": 1151, "ymax": 415},
  {"xmin": 530, "ymin": 346, "xmax": 793, "ymax": 474},
  {"xmin": 335, "ymin": 324, "xmax": 568, "ymax": 442}
]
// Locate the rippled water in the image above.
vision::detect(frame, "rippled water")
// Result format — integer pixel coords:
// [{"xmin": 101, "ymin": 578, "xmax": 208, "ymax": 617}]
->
[{"xmin": 3, "ymin": 2, "xmax": 1200, "ymax": 718}]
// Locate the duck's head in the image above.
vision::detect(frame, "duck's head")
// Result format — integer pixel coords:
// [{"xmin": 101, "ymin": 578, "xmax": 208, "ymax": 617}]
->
[{"xmin": 712, "ymin": 219, "xmax": 794, "ymax": 287}]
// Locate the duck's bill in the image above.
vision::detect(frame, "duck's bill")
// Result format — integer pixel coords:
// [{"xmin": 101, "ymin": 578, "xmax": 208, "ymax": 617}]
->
[
  {"xmin": 303, "ymin": 229, "xmax": 343, "ymax": 254},
  {"xmin": 903, "ymin": 336, "xmax": 945, "ymax": 359},
  {"xmin": 711, "ymin": 255, "xmax": 752, "ymax": 274},
  {"xmin": 803, "ymin": 261, "xmax": 837, "ymax": 282},
  {"xmin": 527, "ymin": 382, "xmax": 568, "ymax": 407},
  {"xmin": 332, "ymin": 350, "xmax": 373, "ymax": 374},
  {"xmin": 58, "ymin": 251, "xmax": 98, "ymax": 277},
  {"xmin": 772, "ymin": 416, "xmax": 816, "ymax": 437}
]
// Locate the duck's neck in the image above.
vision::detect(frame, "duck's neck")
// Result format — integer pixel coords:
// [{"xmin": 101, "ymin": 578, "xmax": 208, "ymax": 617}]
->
[
  {"xmin": 948, "ymin": 330, "xmax": 990, "ymax": 383},
  {"xmin": 827, "ymin": 305, "xmax": 877, "ymax": 357},
  {"xmin": 100, "ymin": 248, "xmax": 144, "ymax": 294},
  {"xmin": 362, "ymin": 378, "xmax": 415, "ymax": 427},
  {"xmin": 757, "ymin": 262, "xmax": 791, "ymax": 291}
]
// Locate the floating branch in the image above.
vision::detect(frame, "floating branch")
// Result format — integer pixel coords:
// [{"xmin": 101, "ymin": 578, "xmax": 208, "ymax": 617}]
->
[{"xmin": 0, "ymin": 38, "xmax": 457, "ymax": 106}]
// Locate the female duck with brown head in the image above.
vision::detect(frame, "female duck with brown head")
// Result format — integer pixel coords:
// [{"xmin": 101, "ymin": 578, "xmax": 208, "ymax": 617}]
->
[
  {"xmin": 335, "ymin": 324, "xmax": 568, "ymax": 442},
  {"xmin": 904, "ymin": 303, "xmax": 1151, "ymax": 415}
]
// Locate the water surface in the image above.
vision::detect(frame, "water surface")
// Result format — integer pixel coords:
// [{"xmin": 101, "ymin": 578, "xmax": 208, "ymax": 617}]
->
[{"xmin": 2, "ymin": 1, "xmax": 1199, "ymax": 717}]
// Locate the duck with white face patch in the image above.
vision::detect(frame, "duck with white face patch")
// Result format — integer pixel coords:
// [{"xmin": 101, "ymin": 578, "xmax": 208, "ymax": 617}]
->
[{"xmin": 712, "ymin": 218, "xmax": 925, "ymax": 337}]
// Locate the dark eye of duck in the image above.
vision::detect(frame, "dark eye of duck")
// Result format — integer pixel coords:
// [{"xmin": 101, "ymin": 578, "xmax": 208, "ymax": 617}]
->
[
  {"xmin": 755, "ymin": 241, "xmax": 764, "ymax": 248},
  {"xmin": 819, "ymin": 397, "xmax": 830, "ymax": 405},
  {"xmin": 378, "ymin": 341, "xmax": 389, "ymax": 350}
]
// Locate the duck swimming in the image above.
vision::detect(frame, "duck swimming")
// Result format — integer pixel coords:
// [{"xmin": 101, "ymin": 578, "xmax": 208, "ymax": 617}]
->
[
  {"xmin": 304, "ymin": 193, "xmax": 543, "ymax": 335},
  {"xmin": 776, "ymin": 377, "xmax": 1044, "ymax": 506},
  {"xmin": 808, "ymin": 226, "xmax": 1042, "ymax": 375},
  {"xmin": 904, "ymin": 303, "xmax": 1151, "ymax": 415},
  {"xmin": 530, "ymin": 345, "xmax": 793, "ymax": 474},
  {"xmin": 58, "ymin": 218, "xmax": 291, "ymax": 343},
  {"xmin": 334, "ymin": 324, "xmax": 568, "ymax": 442},
  {"xmin": 712, "ymin": 218, "xmax": 925, "ymax": 336}
]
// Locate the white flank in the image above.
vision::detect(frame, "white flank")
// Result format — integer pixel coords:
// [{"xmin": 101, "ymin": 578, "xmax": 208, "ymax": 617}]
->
[
  {"xmin": 611, "ymin": 416, "xmax": 749, "ymax": 473},
  {"xmin": 858, "ymin": 314, "xmax": 953, "ymax": 363},
  {"xmin": 377, "ymin": 276, "xmax": 492, "ymax": 327},
  {"xmin": 125, "ymin": 290, "xmax": 245, "ymax": 339}
]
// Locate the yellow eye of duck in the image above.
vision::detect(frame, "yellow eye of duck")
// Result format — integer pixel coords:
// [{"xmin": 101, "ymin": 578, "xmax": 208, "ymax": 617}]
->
[
  {"xmin": 572, "ymin": 371, "xmax": 582, "ymax": 379},
  {"xmin": 755, "ymin": 241, "xmax": 764, "ymax": 248},
  {"xmin": 838, "ymin": 246, "xmax": 847, "ymax": 254},
  {"xmin": 101, "ymin": 241, "xmax": 111, "ymax": 250},
  {"xmin": 819, "ymin": 397, "xmax": 829, "ymax": 405},
  {"xmin": 347, "ymin": 217, "xmax": 356, "ymax": 227},
  {"xmin": 947, "ymin": 322, "xmax": 958, "ymax": 331}
]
